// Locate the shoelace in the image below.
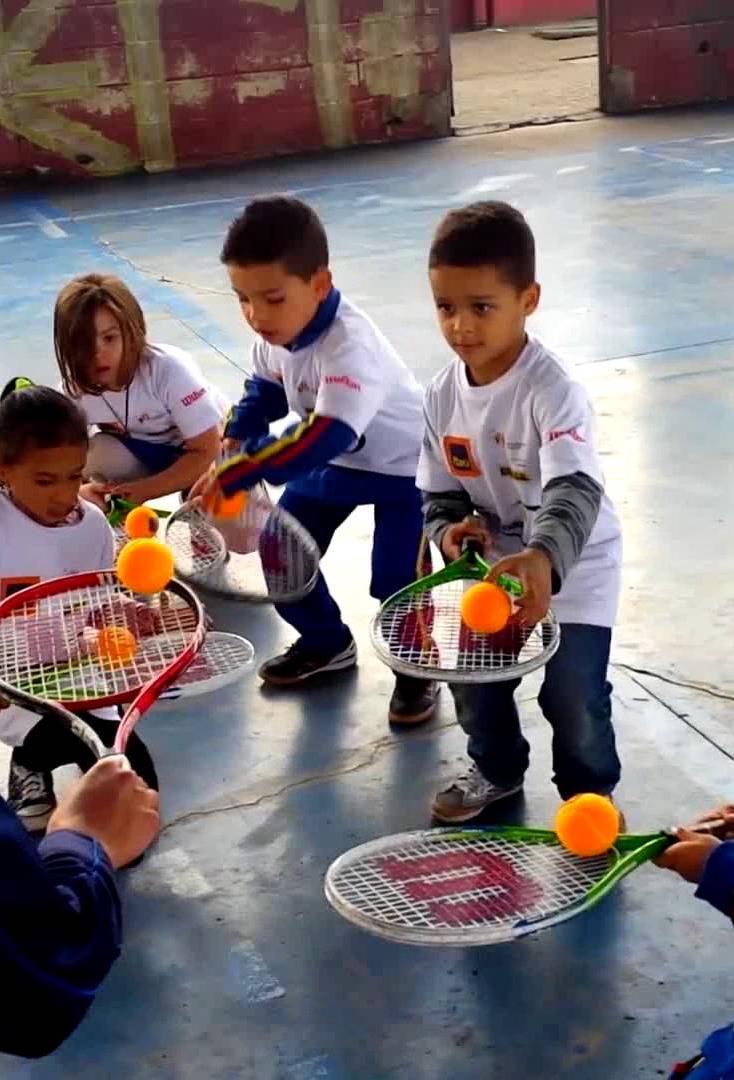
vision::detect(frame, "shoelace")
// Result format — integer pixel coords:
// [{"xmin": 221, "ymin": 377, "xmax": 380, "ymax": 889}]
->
[{"xmin": 16, "ymin": 770, "xmax": 50, "ymax": 802}]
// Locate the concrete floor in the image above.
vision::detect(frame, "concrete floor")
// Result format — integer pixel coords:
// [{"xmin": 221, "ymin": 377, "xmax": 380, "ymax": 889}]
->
[
  {"xmin": 2, "ymin": 108, "xmax": 734, "ymax": 1077},
  {"xmin": 451, "ymin": 23, "xmax": 598, "ymax": 133}
]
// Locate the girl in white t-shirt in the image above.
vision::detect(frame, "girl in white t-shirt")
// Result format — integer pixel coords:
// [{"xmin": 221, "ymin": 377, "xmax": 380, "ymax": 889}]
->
[
  {"xmin": 54, "ymin": 273, "xmax": 227, "ymax": 511},
  {"xmin": 0, "ymin": 380, "xmax": 158, "ymax": 832}
]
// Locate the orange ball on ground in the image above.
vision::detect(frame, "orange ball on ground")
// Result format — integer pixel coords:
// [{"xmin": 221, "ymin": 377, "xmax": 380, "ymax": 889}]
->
[
  {"xmin": 125, "ymin": 505, "xmax": 159, "ymax": 539},
  {"xmin": 554, "ymin": 793, "xmax": 621, "ymax": 857},
  {"xmin": 97, "ymin": 625, "xmax": 138, "ymax": 665},
  {"xmin": 116, "ymin": 537, "xmax": 174, "ymax": 595},
  {"xmin": 460, "ymin": 581, "xmax": 512, "ymax": 634}
]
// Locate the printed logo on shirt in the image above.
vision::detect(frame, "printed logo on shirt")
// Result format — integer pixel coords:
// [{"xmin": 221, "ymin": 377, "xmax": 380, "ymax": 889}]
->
[
  {"xmin": 546, "ymin": 426, "xmax": 585, "ymax": 445},
  {"xmin": 296, "ymin": 381, "xmax": 317, "ymax": 395},
  {"xmin": 443, "ymin": 436, "xmax": 482, "ymax": 478},
  {"xmin": 181, "ymin": 387, "xmax": 207, "ymax": 408},
  {"xmin": 493, "ymin": 432, "xmax": 524, "ymax": 451},
  {"xmin": 324, "ymin": 374, "xmax": 361, "ymax": 392},
  {"xmin": 500, "ymin": 465, "xmax": 531, "ymax": 482}
]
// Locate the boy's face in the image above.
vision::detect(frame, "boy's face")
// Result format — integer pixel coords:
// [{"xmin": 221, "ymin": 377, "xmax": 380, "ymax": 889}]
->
[
  {"xmin": 1, "ymin": 444, "xmax": 87, "ymax": 525},
  {"xmin": 430, "ymin": 264, "xmax": 540, "ymax": 375},
  {"xmin": 227, "ymin": 262, "xmax": 332, "ymax": 348}
]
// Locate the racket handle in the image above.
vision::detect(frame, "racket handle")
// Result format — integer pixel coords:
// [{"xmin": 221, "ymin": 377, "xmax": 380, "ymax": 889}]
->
[
  {"xmin": 496, "ymin": 574, "xmax": 523, "ymax": 599},
  {"xmin": 462, "ymin": 538, "xmax": 484, "ymax": 558}
]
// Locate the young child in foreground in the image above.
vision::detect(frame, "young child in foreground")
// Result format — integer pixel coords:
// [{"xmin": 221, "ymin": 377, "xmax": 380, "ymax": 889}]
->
[
  {"xmin": 0, "ymin": 381, "xmax": 158, "ymax": 831},
  {"xmin": 657, "ymin": 807, "xmax": 734, "ymax": 1077},
  {"xmin": 417, "ymin": 201, "xmax": 624, "ymax": 821},
  {"xmin": 196, "ymin": 196, "xmax": 435, "ymax": 725},
  {"xmin": 55, "ymin": 272, "xmax": 227, "ymax": 508}
]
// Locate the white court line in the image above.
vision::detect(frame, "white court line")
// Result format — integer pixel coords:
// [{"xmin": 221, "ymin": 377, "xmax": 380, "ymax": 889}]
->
[
  {"xmin": 132, "ymin": 846, "xmax": 213, "ymax": 898},
  {"xmin": 556, "ymin": 165, "xmax": 588, "ymax": 175},
  {"xmin": 29, "ymin": 210, "xmax": 68, "ymax": 239},
  {"xmin": 705, "ymin": 167, "xmax": 723, "ymax": 174},
  {"xmin": 706, "ymin": 137, "xmax": 734, "ymax": 145}
]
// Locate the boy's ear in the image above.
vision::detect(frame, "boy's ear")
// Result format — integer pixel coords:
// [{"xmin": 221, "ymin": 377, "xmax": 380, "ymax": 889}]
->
[
  {"xmin": 312, "ymin": 267, "xmax": 332, "ymax": 301},
  {"xmin": 523, "ymin": 282, "xmax": 541, "ymax": 317}
]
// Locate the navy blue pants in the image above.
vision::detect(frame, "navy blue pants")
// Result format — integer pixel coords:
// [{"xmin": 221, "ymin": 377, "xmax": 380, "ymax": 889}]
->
[
  {"xmin": 451, "ymin": 623, "xmax": 620, "ymax": 800},
  {"xmin": 275, "ymin": 465, "xmax": 424, "ymax": 653}
]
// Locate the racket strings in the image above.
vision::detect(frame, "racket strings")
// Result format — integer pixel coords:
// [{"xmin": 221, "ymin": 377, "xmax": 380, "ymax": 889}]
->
[
  {"xmin": 330, "ymin": 835, "xmax": 611, "ymax": 940},
  {"xmin": 0, "ymin": 580, "xmax": 198, "ymax": 703}
]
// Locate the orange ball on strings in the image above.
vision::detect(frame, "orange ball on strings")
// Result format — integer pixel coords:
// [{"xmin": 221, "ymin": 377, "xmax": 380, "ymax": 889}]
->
[
  {"xmin": 460, "ymin": 581, "xmax": 512, "ymax": 634},
  {"xmin": 96, "ymin": 625, "xmax": 138, "ymax": 665},
  {"xmin": 116, "ymin": 538, "xmax": 174, "ymax": 595},
  {"xmin": 554, "ymin": 793, "xmax": 621, "ymax": 857},
  {"xmin": 205, "ymin": 488, "xmax": 247, "ymax": 522},
  {"xmin": 124, "ymin": 505, "xmax": 159, "ymax": 539}
]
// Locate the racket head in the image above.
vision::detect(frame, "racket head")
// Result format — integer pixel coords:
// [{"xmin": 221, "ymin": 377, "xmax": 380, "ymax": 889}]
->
[
  {"xmin": 0, "ymin": 570, "xmax": 205, "ymax": 713},
  {"xmin": 325, "ymin": 826, "xmax": 667, "ymax": 946},
  {"xmin": 165, "ymin": 489, "xmax": 320, "ymax": 604},
  {"xmin": 159, "ymin": 631, "xmax": 255, "ymax": 699},
  {"xmin": 370, "ymin": 556, "xmax": 560, "ymax": 683}
]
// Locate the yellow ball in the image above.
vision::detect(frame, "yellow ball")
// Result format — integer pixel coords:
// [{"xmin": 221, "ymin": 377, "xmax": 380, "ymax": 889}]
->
[
  {"xmin": 124, "ymin": 505, "xmax": 159, "ymax": 539},
  {"xmin": 460, "ymin": 581, "xmax": 512, "ymax": 634},
  {"xmin": 116, "ymin": 538, "xmax": 174, "ymax": 595},
  {"xmin": 554, "ymin": 793, "xmax": 620, "ymax": 857}
]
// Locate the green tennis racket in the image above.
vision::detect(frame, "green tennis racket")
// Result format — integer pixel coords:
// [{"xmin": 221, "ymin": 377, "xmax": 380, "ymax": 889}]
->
[
  {"xmin": 325, "ymin": 820, "xmax": 725, "ymax": 947},
  {"xmin": 370, "ymin": 541, "xmax": 560, "ymax": 683}
]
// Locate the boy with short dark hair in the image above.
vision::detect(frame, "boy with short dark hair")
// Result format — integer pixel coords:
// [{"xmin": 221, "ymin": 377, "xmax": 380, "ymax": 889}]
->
[
  {"xmin": 206, "ymin": 196, "xmax": 436, "ymax": 725},
  {"xmin": 418, "ymin": 200, "xmax": 623, "ymax": 821}
]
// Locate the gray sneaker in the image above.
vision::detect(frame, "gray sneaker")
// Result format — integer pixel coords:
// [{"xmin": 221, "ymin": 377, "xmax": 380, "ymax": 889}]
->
[
  {"xmin": 431, "ymin": 763, "xmax": 523, "ymax": 823},
  {"xmin": 8, "ymin": 758, "xmax": 55, "ymax": 832}
]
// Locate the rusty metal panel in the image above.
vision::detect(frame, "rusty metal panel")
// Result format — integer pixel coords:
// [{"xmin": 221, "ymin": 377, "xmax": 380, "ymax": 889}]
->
[
  {"xmin": 600, "ymin": 0, "xmax": 734, "ymax": 113},
  {"xmin": 0, "ymin": 0, "xmax": 451, "ymax": 178}
]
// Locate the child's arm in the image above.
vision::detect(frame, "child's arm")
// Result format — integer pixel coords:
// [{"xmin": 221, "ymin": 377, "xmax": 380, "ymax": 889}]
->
[{"xmin": 224, "ymin": 374, "xmax": 290, "ymax": 447}]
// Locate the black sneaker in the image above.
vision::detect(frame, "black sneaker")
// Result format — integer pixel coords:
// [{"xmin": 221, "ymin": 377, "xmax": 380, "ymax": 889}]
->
[
  {"xmin": 8, "ymin": 757, "xmax": 55, "ymax": 832},
  {"xmin": 258, "ymin": 636, "xmax": 357, "ymax": 686},
  {"xmin": 388, "ymin": 675, "xmax": 438, "ymax": 726}
]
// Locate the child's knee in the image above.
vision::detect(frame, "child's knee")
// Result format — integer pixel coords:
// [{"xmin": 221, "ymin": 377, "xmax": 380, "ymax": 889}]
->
[{"xmin": 86, "ymin": 433, "xmax": 148, "ymax": 483}]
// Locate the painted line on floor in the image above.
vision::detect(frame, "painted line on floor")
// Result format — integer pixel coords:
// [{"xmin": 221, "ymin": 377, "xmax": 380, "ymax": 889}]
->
[
  {"xmin": 284, "ymin": 1055, "xmax": 342, "ymax": 1079},
  {"xmin": 229, "ymin": 942, "xmax": 286, "ymax": 1004},
  {"xmin": 556, "ymin": 165, "xmax": 588, "ymax": 175},
  {"xmin": 133, "ymin": 847, "xmax": 214, "ymax": 899},
  {"xmin": 29, "ymin": 210, "xmax": 68, "ymax": 239}
]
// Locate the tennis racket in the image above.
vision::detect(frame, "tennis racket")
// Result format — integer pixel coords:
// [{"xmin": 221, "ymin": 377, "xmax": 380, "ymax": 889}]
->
[
  {"xmin": 325, "ymin": 820, "xmax": 725, "ymax": 946},
  {"xmin": 0, "ymin": 572, "xmax": 251, "ymax": 759},
  {"xmin": 165, "ymin": 485, "xmax": 320, "ymax": 604},
  {"xmin": 371, "ymin": 540, "xmax": 560, "ymax": 683}
]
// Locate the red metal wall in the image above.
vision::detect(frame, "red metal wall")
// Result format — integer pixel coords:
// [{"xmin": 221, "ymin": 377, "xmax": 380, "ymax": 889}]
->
[
  {"xmin": 0, "ymin": 0, "xmax": 451, "ymax": 178},
  {"xmin": 492, "ymin": 1, "xmax": 595, "ymax": 26},
  {"xmin": 600, "ymin": 0, "xmax": 734, "ymax": 112}
]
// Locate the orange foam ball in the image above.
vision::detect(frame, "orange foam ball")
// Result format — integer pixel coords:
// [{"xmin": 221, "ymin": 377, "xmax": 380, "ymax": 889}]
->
[
  {"xmin": 116, "ymin": 537, "xmax": 174, "ymax": 595},
  {"xmin": 97, "ymin": 625, "xmax": 138, "ymax": 665},
  {"xmin": 460, "ymin": 582, "xmax": 512, "ymax": 634},
  {"xmin": 205, "ymin": 489, "xmax": 247, "ymax": 522},
  {"xmin": 124, "ymin": 505, "xmax": 159, "ymax": 539},
  {"xmin": 554, "ymin": 793, "xmax": 621, "ymax": 857}
]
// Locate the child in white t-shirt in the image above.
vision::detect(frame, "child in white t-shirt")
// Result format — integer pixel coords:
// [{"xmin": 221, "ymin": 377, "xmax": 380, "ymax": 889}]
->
[
  {"xmin": 193, "ymin": 196, "xmax": 435, "ymax": 726},
  {"xmin": 418, "ymin": 201, "xmax": 623, "ymax": 822},
  {"xmin": 54, "ymin": 273, "xmax": 227, "ymax": 510},
  {"xmin": 0, "ymin": 381, "xmax": 158, "ymax": 832}
]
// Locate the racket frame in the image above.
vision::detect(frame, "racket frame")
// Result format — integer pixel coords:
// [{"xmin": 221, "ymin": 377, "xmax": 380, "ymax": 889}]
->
[
  {"xmin": 0, "ymin": 570, "xmax": 206, "ymax": 756},
  {"xmin": 370, "ymin": 547, "xmax": 560, "ymax": 683}
]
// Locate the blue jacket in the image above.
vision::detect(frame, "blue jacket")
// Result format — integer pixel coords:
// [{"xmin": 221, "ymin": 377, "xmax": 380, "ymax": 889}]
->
[
  {"xmin": 672, "ymin": 843, "xmax": 734, "ymax": 1078},
  {"xmin": 0, "ymin": 797, "xmax": 121, "ymax": 1058}
]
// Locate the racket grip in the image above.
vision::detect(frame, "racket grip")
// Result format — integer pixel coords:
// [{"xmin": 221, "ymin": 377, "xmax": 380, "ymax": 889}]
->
[{"xmin": 496, "ymin": 574, "xmax": 523, "ymax": 599}]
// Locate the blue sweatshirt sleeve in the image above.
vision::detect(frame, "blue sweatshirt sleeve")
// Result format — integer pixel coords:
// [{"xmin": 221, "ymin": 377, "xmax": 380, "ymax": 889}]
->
[
  {"xmin": 696, "ymin": 840, "xmax": 734, "ymax": 919},
  {"xmin": 0, "ymin": 800, "xmax": 121, "ymax": 1058},
  {"xmin": 217, "ymin": 414, "xmax": 358, "ymax": 492},
  {"xmin": 224, "ymin": 376, "xmax": 290, "ymax": 445}
]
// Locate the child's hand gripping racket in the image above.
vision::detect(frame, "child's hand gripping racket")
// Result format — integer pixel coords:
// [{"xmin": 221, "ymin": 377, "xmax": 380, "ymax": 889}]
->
[
  {"xmin": 325, "ymin": 818, "xmax": 729, "ymax": 947},
  {"xmin": 370, "ymin": 538, "xmax": 560, "ymax": 683},
  {"xmin": 165, "ymin": 483, "xmax": 320, "ymax": 604},
  {"xmin": 0, "ymin": 572, "xmax": 254, "ymax": 760}
]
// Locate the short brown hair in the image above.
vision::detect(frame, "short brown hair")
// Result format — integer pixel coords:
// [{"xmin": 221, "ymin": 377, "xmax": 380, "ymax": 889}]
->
[
  {"xmin": 54, "ymin": 273, "xmax": 147, "ymax": 396},
  {"xmin": 429, "ymin": 201, "xmax": 536, "ymax": 290},
  {"xmin": 221, "ymin": 196, "xmax": 328, "ymax": 280}
]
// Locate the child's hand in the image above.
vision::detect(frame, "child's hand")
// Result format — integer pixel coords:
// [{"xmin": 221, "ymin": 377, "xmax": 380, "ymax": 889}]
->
[
  {"xmin": 486, "ymin": 548, "xmax": 552, "ymax": 626},
  {"xmin": 654, "ymin": 829, "xmax": 721, "ymax": 883},
  {"xmin": 692, "ymin": 805, "xmax": 734, "ymax": 839},
  {"xmin": 188, "ymin": 464, "xmax": 219, "ymax": 504},
  {"xmin": 109, "ymin": 478, "xmax": 155, "ymax": 507},
  {"xmin": 440, "ymin": 518, "xmax": 490, "ymax": 562},
  {"xmin": 221, "ymin": 437, "xmax": 241, "ymax": 457},
  {"xmin": 80, "ymin": 481, "xmax": 110, "ymax": 512}
]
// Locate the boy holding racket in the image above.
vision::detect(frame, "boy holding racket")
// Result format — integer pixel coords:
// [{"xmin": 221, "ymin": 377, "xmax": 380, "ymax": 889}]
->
[
  {"xmin": 196, "ymin": 196, "xmax": 435, "ymax": 725},
  {"xmin": 418, "ymin": 201, "xmax": 623, "ymax": 821}
]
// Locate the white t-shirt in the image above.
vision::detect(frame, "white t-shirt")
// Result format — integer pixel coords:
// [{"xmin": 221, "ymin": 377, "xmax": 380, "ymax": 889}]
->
[
  {"xmin": 252, "ymin": 296, "xmax": 424, "ymax": 477},
  {"xmin": 417, "ymin": 337, "xmax": 622, "ymax": 627},
  {"xmin": 72, "ymin": 343, "xmax": 228, "ymax": 446},
  {"xmin": 0, "ymin": 493, "xmax": 118, "ymax": 746}
]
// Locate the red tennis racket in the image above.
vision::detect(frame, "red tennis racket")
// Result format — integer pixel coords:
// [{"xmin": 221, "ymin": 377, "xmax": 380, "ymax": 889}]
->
[{"xmin": 0, "ymin": 570, "xmax": 207, "ymax": 759}]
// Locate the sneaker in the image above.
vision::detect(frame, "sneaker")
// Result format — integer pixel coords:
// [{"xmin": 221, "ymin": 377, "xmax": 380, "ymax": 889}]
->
[
  {"xmin": 258, "ymin": 636, "xmax": 357, "ymax": 686},
  {"xmin": 8, "ymin": 758, "xmax": 55, "ymax": 832},
  {"xmin": 388, "ymin": 675, "xmax": 438, "ymax": 726},
  {"xmin": 431, "ymin": 762, "xmax": 523, "ymax": 823}
]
